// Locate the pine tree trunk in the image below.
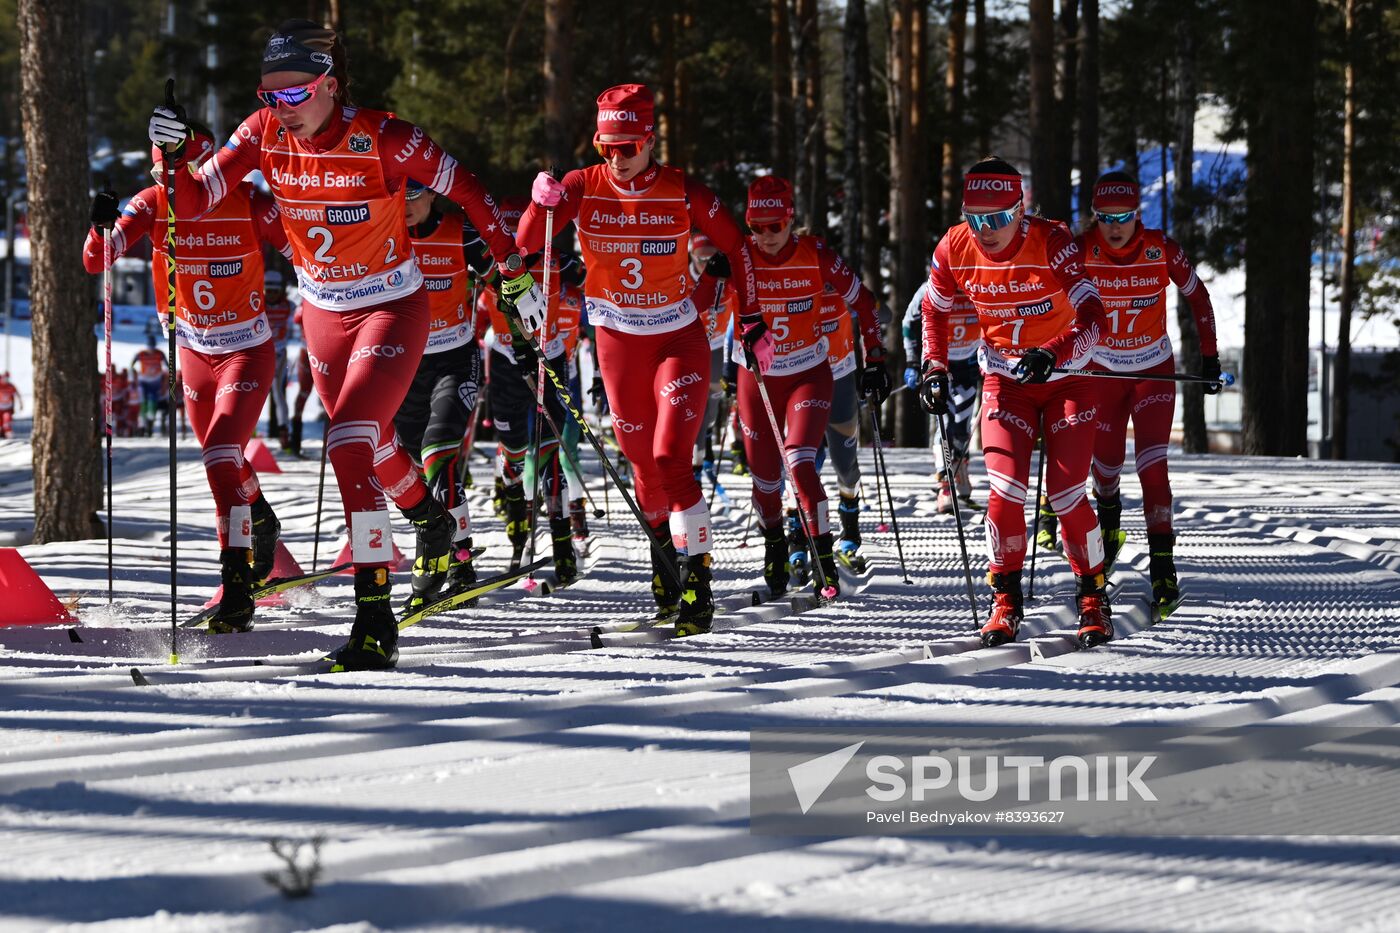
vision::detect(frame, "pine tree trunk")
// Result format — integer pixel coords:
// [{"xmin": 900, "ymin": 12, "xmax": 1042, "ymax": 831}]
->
[
  {"xmin": 1052, "ymin": 0, "xmax": 1078, "ymax": 223},
  {"xmin": 18, "ymin": 0, "xmax": 101, "ymax": 543},
  {"xmin": 1240, "ymin": 0, "xmax": 1316, "ymax": 457},
  {"xmin": 974, "ymin": 0, "xmax": 990, "ymax": 156},
  {"xmin": 1029, "ymin": 0, "xmax": 1056, "ymax": 214},
  {"xmin": 771, "ymin": 0, "xmax": 795, "ymax": 180},
  {"xmin": 791, "ymin": 0, "xmax": 825, "ymax": 234},
  {"xmin": 943, "ymin": 0, "xmax": 968, "ymax": 229},
  {"xmin": 1076, "ymin": 0, "xmax": 1099, "ymax": 221},
  {"xmin": 842, "ymin": 0, "xmax": 866, "ymax": 264},
  {"xmin": 543, "ymin": 0, "xmax": 575, "ymax": 172},
  {"xmin": 1174, "ymin": 7, "xmax": 1207, "ymax": 454},
  {"xmin": 890, "ymin": 0, "xmax": 927, "ymax": 447},
  {"xmin": 1330, "ymin": 0, "xmax": 1357, "ymax": 460}
]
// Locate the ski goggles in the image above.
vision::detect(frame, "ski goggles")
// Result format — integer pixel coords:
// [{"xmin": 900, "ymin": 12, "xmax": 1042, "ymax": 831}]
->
[
  {"xmin": 256, "ymin": 63, "xmax": 333, "ymax": 109},
  {"xmin": 1094, "ymin": 210, "xmax": 1137, "ymax": 225},
  {"xmin": 962, "ymin": 207, "xmax": 1019, "ymax": 233},
  {"xmin": 748, "ymin": 219, "xmax": 789, "ymax": 235},
  {"xmin": 593, "ymin": 135, "xmax": 651, "ymax": 160}
]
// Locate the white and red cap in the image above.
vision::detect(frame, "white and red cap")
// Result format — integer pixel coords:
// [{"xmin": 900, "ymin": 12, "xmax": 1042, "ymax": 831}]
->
[
  {"xmin": 1092, "ymin": 171, "xmax": 1140, "ymax": 213},
  {"xmin": 690, "ymin": 232, "xmax": 714, "ymax": 252},
  {"xmin": 595, "ymin": 84, "xmax": 655, "ymax": 138},
  {"xmin": 746, "ymin": 175, "xmax": 794, "ymax": 225},
  {"xmin": 962, "ymin": 158, "xmax": 1024, "ymax": 212}
]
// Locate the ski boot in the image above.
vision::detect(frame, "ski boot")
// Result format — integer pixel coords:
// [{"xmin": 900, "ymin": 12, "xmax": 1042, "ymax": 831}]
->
[
  {"xmin": 401, "ymin": 495, "xmax": 454, "ymax": 614},
  {"xmin": 1035, "ymin": 496, "xmax": 1060, "ymax": 552},
  {"xmin": 980, "ymin": 570, "xmax": 1023, "ymax": 647},
  {"xmin": 493, "ymin": 476, "xmax": 508, "ymax": 519},
  {"xmin": 330, "ymin": 566, "xmax": 399, "ymax": 671},
  {"xmin": 813, "ymin": 531, "xmax": 840, "ymax": 600},
  {"xmin": 445, "ymin": 538, "xmax": 479, "ymax": 605},
  {"xmin": 278, "ymin": 424, "xmax": 291, "ymax": 451},
  {"xmin": 674, "ymin": 552, "xmax": 714, "ymax": 637},
  {"xmin": 955, "ymin": 458, "xmax": 980, "ymax": 510},
  {"xmin": 1148, "ymin": 532, "xmax": 1181, "ymax": 618},
  {"xmin": 935, "ymin": 473, "xmax": 957, "ymax": 515},
  {"xmin": 1097, "ymin": 494, "xmax": 1126, "ymax": 575},
  {"xmin": 650, "ymin": 535, "xmax": 682, "ymax": 624},
  {"xmin": 504, "ymin": 483, "xmax": 530, "ymax": 570},
  {"xmin": 835, "ymin": 493, "xmax": 867, "ymax": 573},
  {"xmin": 762, "ymin": 524, "xmax": 790, "ymax": 600},
  {"xmin": 786, "ymin": 509, "xmax": 810, "ymax": 587},
  {"xmin": 249, "ymin": 494, "xmax": 281, "ymax": 583},
  {"xmin": 730, "ymin": 438, "xmax": 749, "ymax": 476},
  {"xmin": 569, "ymin": 497, "xmax": 590, "ymax": 544},
  {"xmin": 289, "ymin": 417, "xmax": 303, "ymax": 457},
  {"xmin": 208, "ymin": 547, "xmax": 256, "ymax": 634},
  {"xmin": 1076, "ymin": 571, "xmax": 1114, "ymax": 648},
  {"xmin": 551, "ymin": 514, "xmax": 579, "ymax": 587}
]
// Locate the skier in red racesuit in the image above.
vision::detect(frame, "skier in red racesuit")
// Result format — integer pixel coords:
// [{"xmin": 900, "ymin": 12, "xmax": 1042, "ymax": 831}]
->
[
  {"xmin": 146, "ymin": 20, "xmax": 543, "ymax": 669},
  {"xmin": 518, "ymin": 83, "xmax": 760, "ymax": 635},
  {"xmin": 83, "ymin": 126, "xmax": 292, "ymax": 632},
  {"xmin": 1077, "ymin": 171, "xmax": 1220, "ymax": 616},
  {"xmin": 918, "ymin": 158, "xmax": 1112, "ymax": 648}
]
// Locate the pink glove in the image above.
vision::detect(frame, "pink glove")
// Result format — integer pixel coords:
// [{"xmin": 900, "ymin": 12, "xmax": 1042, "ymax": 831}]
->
[
  {"xmin": 741, "ymin": 318, "xmax": 777, "ymax": 375},
  {"xmin": 532, "ymin": 172, "xmax": 565, "ymax": 208}
]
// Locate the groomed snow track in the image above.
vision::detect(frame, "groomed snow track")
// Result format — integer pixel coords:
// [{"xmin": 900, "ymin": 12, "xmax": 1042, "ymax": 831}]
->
[{"xmin": 1, "ymin": 438, "xmax": 1398, "ymax": 931}]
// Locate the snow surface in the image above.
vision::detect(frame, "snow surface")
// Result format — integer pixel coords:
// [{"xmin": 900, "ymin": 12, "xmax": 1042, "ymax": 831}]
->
[{"xmin": 0, "ymin": 427, "xmax": 1399, "ymax": 930}]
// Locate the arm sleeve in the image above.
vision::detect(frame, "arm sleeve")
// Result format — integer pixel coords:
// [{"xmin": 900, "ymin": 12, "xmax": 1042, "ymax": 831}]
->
[
  {"xmin": 902, "ymin": 282, "xmax": 927, "ymax": 360},
  {"xmin": 250, "ymin": 189, "xmax": 293, "ymax": 260},
  {"xmin": 516, "ymin": 170, "xmax": 587, "ymax": 253},
  {"xmin": 921, "ymin": 240, "xmax": 958, "ymax": 368},
  {"xmin": 459, "ymin": 220, "xmax": 495, "ymax": 277},
  {"xmin": 816, "ymin": 240, "xmax": 881, "ymax": 356},
  {"xmin": 81, "ymin": 185, "xmax": 159, "ymax": 273},
  {"xmin": 685, "ymin": 175, "xmax": 757, "ymax": 318},
  {"xmin": 1166, "ymin": 236, "xmax": 1218, "ymax": 357},
  {"xmin": 378, "ymin": 118, "xmax": 520, "ymax": 266},
  {"xmin": 689, "ymin": 270, "xmax": 719, "ymax": 315},
  {"xmin": 1042, "ymin": 225, "xmax": 1106, "ymax": 366},
  {"xmin": 173, "ymin": 112, "xmax": 265, "ymax": 219}
]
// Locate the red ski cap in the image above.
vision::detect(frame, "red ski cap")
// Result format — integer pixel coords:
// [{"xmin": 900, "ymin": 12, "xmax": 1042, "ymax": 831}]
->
[
  {"xmin": 690, "ymin": 232, "xmax": 714, "ymax": 251},
  {"xmin": 962, "ymin": 158, "xmax": 1024, "ymax": 212},
  {"xmin": 595, "ymin": 84, "xmax": 654, "ymax": 138},
  {"xmin": 1092, "ymin": 171, "xmax": 1140, "ymax": 212},
  {"xmin": 746, "ymin": 175, "xmax": 794, "ymax": 224}
]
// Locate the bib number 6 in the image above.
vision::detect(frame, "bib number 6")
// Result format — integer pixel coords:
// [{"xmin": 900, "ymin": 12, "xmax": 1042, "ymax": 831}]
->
[{"xmin": 192, "ymin": 280, "xmax": 215, "ymax": 311}]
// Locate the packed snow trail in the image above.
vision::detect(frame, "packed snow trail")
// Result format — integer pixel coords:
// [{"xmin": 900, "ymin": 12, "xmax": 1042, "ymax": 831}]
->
[{"xmin": 0, "ymin": 434, "xmax": 1398, "ymax": 931}]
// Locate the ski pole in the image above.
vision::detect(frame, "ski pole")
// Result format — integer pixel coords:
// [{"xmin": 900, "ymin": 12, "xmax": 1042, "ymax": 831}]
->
[
  {"xmin": 521, "ymin": 366, "xmax": 605, "ymax": 520},
  {"xmin": 707, "ymin": 393, "xmax": 731, "ymax": 513},
  {"xmin": 936, "ymin": 409, "xmax": 980, "ymax": 627},
  {"xmin": 866, "ymin": 393, "xmax": 912, "ymax": 585},
  {"xmin": 869, "ymin": 401, "xmax": 888, "ymax": 532},
  {"xmin": 523, "ymin": 206, "xmax": 555, "ymax": 587},
  {"xmin": 1052, "ymin": 366, "xmax": 1234, "ymax": 388},
  {"xmin": 102, "ymin": 225, "xmax": 115, "ymax": 605},
  {"xmin": 751, "ymin": 364, "xmax": 834, "ymax": 599},
  {"xmin": 312, "ymin": 433, "xmax": 328, "ymax": 571},
  {"xmin": 1028, "ymin": 419, "xmax": 1046, "ymax": 601},
  {"xmin": 160, "ymin": 78, "xmax": 181, "ymax": 665}
]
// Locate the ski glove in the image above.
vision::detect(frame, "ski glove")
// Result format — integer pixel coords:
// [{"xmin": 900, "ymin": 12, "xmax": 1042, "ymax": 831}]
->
[
  {"xmin": 91, "ymin": 191, "xmax": 120, "ymax": 231},
  {"xmin": 903, "ymin": 366, "xmax": 919, "ymax": 391},
  {"xmin": 861, "ymin": 352, "xmax": 893, "ymax": 404},
  {"xmin": 500, "ymin": 268, "xmax": 547, "ymax": 336},
  {"xmin": 704, "ymin": 252, "xmax": 731, "ymax": 279},
  {"xmin": 917, "ymin": 360, "xmax": 950, "ymax": 416},
  {"xmin": 1200, "ymin": 355, "xmax": 1223, "ymax": 395},
  {"xmin": 1014, "ymin": 347, "xmax": 1057, "ymax": 385},
  {"xmin": 589, "ymin": 374, "xmax": 608, "ymax": 414},
  {"xmin": 148, "ymin": 106, "xmax": 189, "ymax": 155},
  {"xmin": 531, "ymin": 172, "xmax": 565, "ymax": 208},
  {"xmin": 739, "ymin": 316, "xmax": 776, "ymax": 374}
]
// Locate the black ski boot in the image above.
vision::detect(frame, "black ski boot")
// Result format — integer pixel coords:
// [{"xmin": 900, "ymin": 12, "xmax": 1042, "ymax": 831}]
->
[
  {"xmin": 331, "ymin": 567, "xmax": 399, "ymax": 671},
  {"xmin": 551, "ymin": 514, "xmax": 579, "ymax": 587},
  {"xmin": 1097, "ymin": 494, "xmax": 1125, "ymax": 575},
  {"xmin": 1076, "ymin": 571, "xmax": 1114, "ymax": 648},
  {"xmin": 786, "ymin": 509, "xmax": 810, "ymax": 586},
  {"xmin": 401, "ymin": 495, "xmax": 454, "ymax": 614},
  {"xmin": 650, "ymin": 534, "xmax": 682, "ymax": 623},
  {"xmin": 835, "ymin": 493, "xmax": 866, "ymax": 572},
  {"xmin": 980, "ymin": 570, "xmax": 1024, "ymax": 647},
  {"xmin": 813, "ymin": 531, "xmax": 840, "ymax": 600},
  {"xmin": 289, "ymin": 417, "xmax": 303, "ymax": 456},
  {"xmin": 493, "ymin": 476, "xmax": 508, "ymax": 519},
  {"xmin": 1035, "ymin": 495, "xmax": 1060, "ymax": 552},
  {"xmin": 249, "ymin": 494, "xmax": 281, "ymax": 583},
  {"xmin": 504, "ymin": 483, "xmax": 530, "ymax": 570},
  {"xmin": 445, "ymin": 537, "xmax": 479, "ymax": 603},
  {"xmin": 762, "ymin": 523, "xmax": 790, "ymax": 599},
  {"xmin": 208, "ymin": 547, "xmax": 256, "ymax": 634},
  {"xmin": 675, "ymin": 552, "xmax": 715, "ymax": 637},
  {"xmin": 569, "ymin": 497, "xmax": 589, "ymax": 542},
  {"xmin": 1148, "ymin": 532, "xmax": 1181, "ymax": 618}
]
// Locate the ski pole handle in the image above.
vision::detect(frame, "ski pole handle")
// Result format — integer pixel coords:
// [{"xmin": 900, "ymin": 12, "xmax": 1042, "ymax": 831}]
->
[{"xmin": 1052, "ymin": 367, "xmax": 1235, "ymax": 388}]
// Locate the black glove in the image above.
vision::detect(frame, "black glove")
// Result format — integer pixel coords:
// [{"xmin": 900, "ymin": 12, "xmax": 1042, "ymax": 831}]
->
[
  {"xmin": 1200, "ymin": 355, "xmax": 1222, "ymax": 395},
  {"xmin": 917, "ymin": 360, "xmax": 950, "ymax": 416},
  {"xmin": 704, "ymin": 252, "xmax": 731, "ymax": 279},
  {"xmin": 861, "ymin": 355, "xmax": 893, "ymax": 405},
  {"xmin": 1014, "ymin": 347, "xmax": 1056, "ymax": 385},
  {"xmin": 91, "ymin": 191, "xmax": 120, "ymax": 231},
  {"xmin": 589, "ymin": 374, "xmax": 607, "ymax": 414},
  {"xmin": 510, "ymin": 328, "xmax": 539, "ymax": 373},
  {"xmin": 722, "ymin": 358, "xmax": 739, "ymax": 396}
]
